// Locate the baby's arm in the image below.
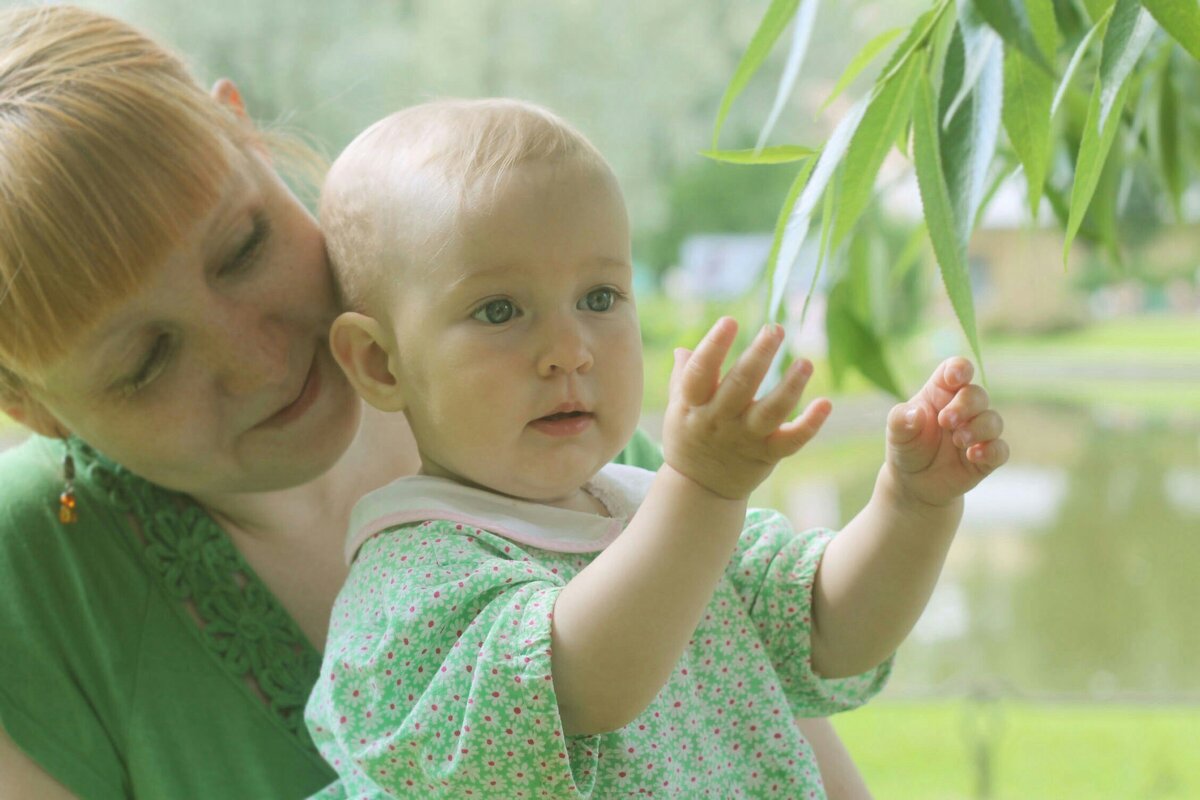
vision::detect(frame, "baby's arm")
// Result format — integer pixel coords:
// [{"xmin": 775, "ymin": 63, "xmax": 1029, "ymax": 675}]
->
[
  {"xmin": 810, "ymin": 358, "xmax": 1009, "ymax": 678},
  {"xmin": 551, "ymin": 319, "xmax": 829, "ymax": 735}
]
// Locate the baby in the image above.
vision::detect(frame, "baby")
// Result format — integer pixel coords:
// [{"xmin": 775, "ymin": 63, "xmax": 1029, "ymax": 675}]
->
[{"xmin": 305, "ymin": 98, "xmax": 1008, "ymax": 798}]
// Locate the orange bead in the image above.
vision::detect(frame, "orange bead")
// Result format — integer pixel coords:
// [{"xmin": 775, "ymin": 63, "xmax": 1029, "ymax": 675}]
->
[{"xmin": 59, "ymin": 492, "xmax": 77, "ymax": 524}]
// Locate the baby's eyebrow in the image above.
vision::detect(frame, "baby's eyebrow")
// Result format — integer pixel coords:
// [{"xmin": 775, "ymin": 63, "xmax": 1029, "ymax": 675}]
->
[
  {"xmin": 586, "ymin": 256, "xmax": 633, "ymax": 274},
  {"xmin": 442, "ymin": 263, "xmax": 516, "ymax": 290}
]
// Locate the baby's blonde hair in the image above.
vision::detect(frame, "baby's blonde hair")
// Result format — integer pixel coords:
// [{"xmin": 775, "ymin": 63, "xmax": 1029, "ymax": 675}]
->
[
  {"xmin": 321, "ymin": 98, "xmax": 611, "ymax": 313},
  {"xmin": 0, "ymin": 5, "xmax": 318, "ymax": 398}
]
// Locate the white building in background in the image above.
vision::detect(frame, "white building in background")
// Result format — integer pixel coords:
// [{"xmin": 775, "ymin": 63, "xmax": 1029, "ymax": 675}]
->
[
  {"xmin": 664, "ymin": 233, "xmax": 832, "ymax": 354},
  {"xmin": 665, "ymin": 234, "xmax": 773, "ymax": 299}
]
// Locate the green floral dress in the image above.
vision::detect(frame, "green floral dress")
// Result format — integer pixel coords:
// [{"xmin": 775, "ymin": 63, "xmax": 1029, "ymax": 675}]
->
[{"xmin": 306, "ymin": 465, "xmax": 891, "ymax": 799}]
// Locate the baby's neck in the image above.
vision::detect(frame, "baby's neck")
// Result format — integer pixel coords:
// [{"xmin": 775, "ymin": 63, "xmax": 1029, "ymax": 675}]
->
[{"xmin": 542, "ymin": 486, "xmax": 609, "ymax": 516}]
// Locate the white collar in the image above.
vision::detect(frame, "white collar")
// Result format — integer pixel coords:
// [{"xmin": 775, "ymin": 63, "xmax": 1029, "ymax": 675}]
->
[{"xmin": 346, "ymin": 463, "xmax": 655, "ymax": 564}]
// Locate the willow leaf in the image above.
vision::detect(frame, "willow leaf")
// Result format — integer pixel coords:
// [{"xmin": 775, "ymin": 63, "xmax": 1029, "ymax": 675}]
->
[
  {"xmin": 830, "ymin": 55, "xmax": 923, "ymax": 252},
  {"xmin": 766, "ymin": 95, "xmax": 870, "ymax": 322},
  {"xmin": 1063, "ymin": 80, "xmax": 1131, "ymax": 264},
  {"xmin": 1025, "ymin": 0, "xmax": 1062, "ymax": 57},
  {"xmin": 762, "ymin": 156, "xmax": 817, "ymax": 326},
  {"xmin": 1156, "ymin": 55, "xmax": 1185, "ymax": 217},
  {"xmin": 1051, "ymin": 9, "xmax": 1110, "ymax": 116},
  {"xmin": 973, "ymin": 0, "xmax": 1054, "ymax": 73},
  {"xmin": 826, "ymin": 281, "xmax": 904, "ymax": 398},
  {"xmin": 821, "ymin": 26, "xmax": 905, "ymax": 112},
  {"xmin": 1142, "ymin": 0, "xmax": 1200, "ymax": 62},
  {"xmin": 879, "ymin": 0, "xmax": 954, "ymax": 85},
  {"xmin": 888, "ymin": 221, "xmax": 930, "ymax": 290},
  {"xmin": 1083, "ymin": 0, "xmax": 1118, "ymax": 20},
  {"xmin": 701, "ymin": 145, "xmax": 816, "ymax": 164},
  {"xmin": 1064, "ymin": 0, "xmax": 1157, "ymax": 263},
  {"xmin": 940, "ymin": 21, "xmax": 1004, "ymax": 245},
  {"xmin": 712, "ymin": 0, "xmax": 801, "ymax": 149},
  {"xmin": 943, "ymin": 2, "xmax": 1003, "ymax": 129},
  {"xmin": 1096, "ymin": 0, "xmax": 1158, "ymax": 130},
  {"xmin": 913, "ymin": 65, "xmax": 985, "ymax": 376},
  {"xmin": 1002, "ymin": 43, "xmax": 1054, "ymax": 215},
  {"xmin": 801, "ymin": 170, "xmax": 838, "ymax": 325},
  {"xmin": 756, "ymin": 0, "xmax": 820, "ymax": 151}
]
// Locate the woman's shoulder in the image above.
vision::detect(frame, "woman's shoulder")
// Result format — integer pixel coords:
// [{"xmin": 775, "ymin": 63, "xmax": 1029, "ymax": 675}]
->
[
  {"xmin": 0, "ymin": 435, "xmax": 148, "ymax": 599},
  {"xmin": 0, "ymin": 435, "xmax": 74, "ymax": 541},
  {"xmin": 0, "ymin": 434, "xmax": 61, "ymax": 499}
]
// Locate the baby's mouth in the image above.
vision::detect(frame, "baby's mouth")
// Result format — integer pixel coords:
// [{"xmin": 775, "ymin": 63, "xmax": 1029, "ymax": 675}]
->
[
  {"xmin": 537, "ymin": 410, "xmax": 592, "ymax": 423},
  {"xmin": 529, "ymin": 408, "xmax": 596, "ymax": 436}
]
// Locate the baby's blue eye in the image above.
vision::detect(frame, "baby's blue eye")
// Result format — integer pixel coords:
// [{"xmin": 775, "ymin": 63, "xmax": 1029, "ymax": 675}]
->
[
  {"xmin": 472, "ymin": 299, "xmax": 517, "ymax": 324},
  {"xmin": 580, "ymin": 288, "xmax": 617, "ymax": 313}
]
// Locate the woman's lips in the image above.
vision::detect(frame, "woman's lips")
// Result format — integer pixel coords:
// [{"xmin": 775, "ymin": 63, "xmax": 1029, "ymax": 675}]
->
[
  {"xmin": 529, "ymin": 411, "xmax": 594, "ymax": 436},
  {"xmin": 258, "ymin": 354, "xmax": 321, "ymax": 429}
]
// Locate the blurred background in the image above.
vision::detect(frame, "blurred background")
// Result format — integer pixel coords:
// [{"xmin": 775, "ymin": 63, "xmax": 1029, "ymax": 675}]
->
[{"xmin": 1, "ymin": 1, "xmax": 1196, "ymax": 797}]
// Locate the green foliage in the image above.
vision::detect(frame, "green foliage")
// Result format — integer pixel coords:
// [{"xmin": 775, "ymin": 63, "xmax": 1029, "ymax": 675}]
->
[
  {"xmin": 820, "ymin": 27, "xmax": 907, "ymax": 112},
  {"xmin": 914, "ymin": 57, "xmax": 987, "ymax": 376},
  {"xmin": 1143, "ymin": 0, "xmax": 1200, "ymax": 61},
  {"xmin": 832, "ymin": 55, "xmax": 924, "ymax": 253},
  {"xmin": 1064, "ymin": 0, "xmax": 1157, "ymax": 264},
  {"xmin": 715, "ymin": 0, "xmax": 1200, "ymax": 397},
  {"xmin": 976, "ymin": 0, "xmax": 1057, "ymax": 72},
  {"xmin": 1001, "ymin": 0, "xmax": 1058, "ymax": 216},
  {"xmin": 635, "ymin": 157, "xmax": 800, "ymax": 276},
  {"xmin": 711, "ymin": 0, "xmax": 803, "ymax": 149},
  {"xmin": 700, "ymin": 145, "xmax": 815, "ymax": 164}
]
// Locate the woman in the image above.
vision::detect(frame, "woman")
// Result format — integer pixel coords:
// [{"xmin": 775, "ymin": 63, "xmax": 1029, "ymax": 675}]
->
[{"xmin": 0, "ymin": 6, "xmax": 871, "ymax": 798}]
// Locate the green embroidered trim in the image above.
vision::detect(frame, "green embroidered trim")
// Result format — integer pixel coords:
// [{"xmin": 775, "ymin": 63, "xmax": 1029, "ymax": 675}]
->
[{"xmin": 75, "ymin": 440, "xmax": 323, "ymax": 747}]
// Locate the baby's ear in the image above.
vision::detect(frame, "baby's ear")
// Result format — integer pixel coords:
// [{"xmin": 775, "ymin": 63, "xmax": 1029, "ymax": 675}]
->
[{"xmin": 329, "ymin": 312, "xmax": 406, "ymax": 412}]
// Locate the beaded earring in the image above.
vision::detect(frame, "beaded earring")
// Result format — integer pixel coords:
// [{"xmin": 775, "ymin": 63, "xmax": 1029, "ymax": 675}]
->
[{"xmin": 59, "ymin": 452, "xmax": 77, "ymax": 524}]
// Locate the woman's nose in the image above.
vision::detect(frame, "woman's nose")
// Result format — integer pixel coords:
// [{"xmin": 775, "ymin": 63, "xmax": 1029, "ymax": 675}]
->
[
  {"xmin": 210, "ymin": 309, "xmax": 292, "ymax": 396},
  {"xmin": 536, "ymin": 315, "xmax": 594, "ymax": 378}
]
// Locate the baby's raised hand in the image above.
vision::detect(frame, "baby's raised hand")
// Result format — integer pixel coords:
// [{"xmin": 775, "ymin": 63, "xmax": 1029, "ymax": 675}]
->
[
  {"xmin": 886, "ymin": 357, "xmax": 1009, "ymax": 508},
  {"xmin": 662, "ymin": 318, "xmax": 831, "ymax": 500}
]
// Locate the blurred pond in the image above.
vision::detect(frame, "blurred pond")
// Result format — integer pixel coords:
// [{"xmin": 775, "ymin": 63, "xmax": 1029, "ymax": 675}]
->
[{"xmin": 750, "ymin": 395, "xmax": 1200, "ymax": 701}]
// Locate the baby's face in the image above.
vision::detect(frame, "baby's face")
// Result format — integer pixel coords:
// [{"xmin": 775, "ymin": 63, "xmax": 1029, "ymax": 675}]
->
[{"xmin": 388, "ymin": 159, "xmax": 643, "ymax": 506}]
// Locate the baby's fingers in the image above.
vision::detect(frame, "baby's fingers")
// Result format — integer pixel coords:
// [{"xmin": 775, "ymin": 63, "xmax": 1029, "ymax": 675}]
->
[
  {"xmin": 765, "ymin": 397, "xmax": 832, "ymax": 461},
  {"xmin": 675, "ymin": 317, "xmax": 738, "ymax": 407},
  {"xmin": 744, "ymin": 357, "xmax": 813, "ymax": 434},
  {"xmin": 711, "ymin": 324, "xmax": 785, "ymax": 416},
  {"xmin": 965, "ymin": 437, "xmax": 1010, "ymax": 472},
  {"xmin": 951, "ymin": 409, "xmax": 1003, "ymax": 450},
  {"xmin": 938, "ymin": 383, "xmax": 990, "ymax": 430}
]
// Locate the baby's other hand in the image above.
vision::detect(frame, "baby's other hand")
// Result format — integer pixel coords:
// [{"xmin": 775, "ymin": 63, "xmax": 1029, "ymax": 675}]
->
[
  {"xmin": 885, "ymin": 357, "xmax": 1009, "ymax": 509},
  {"xmin": 662, "ymin": 317, "xmax": 831, "ymax": 500}
]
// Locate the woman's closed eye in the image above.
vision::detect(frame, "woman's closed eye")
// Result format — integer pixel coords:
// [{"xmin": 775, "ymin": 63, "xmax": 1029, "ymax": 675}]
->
[
  {"xmin": 120, "ymin": 334, "xmax": 173, "ymax": 396},
  {"xmin": 218, "ymin": 212, "xmax": 271, "ymax": 278},
  {"xmin": 577, "ymin": 286, "xmax": 623, "ymax": 313},
  {"xmin": 471, "ymin": 298, "xmax": 521, "ymax": 325}
]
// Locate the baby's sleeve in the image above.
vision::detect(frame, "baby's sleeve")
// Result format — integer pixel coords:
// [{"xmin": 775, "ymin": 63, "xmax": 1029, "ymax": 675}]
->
[
  {"xmin": 725, "ymin": 509, "xmax": 892, "ymax": 716},
  {"xmin": 305, "ymin": 522, "xmax": 599, "ymax": 799}
]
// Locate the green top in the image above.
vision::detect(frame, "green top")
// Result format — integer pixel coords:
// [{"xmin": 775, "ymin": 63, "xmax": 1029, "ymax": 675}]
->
[{"xmin": 0, "ymin": 430, "xmax": 662, "ymax": 799}]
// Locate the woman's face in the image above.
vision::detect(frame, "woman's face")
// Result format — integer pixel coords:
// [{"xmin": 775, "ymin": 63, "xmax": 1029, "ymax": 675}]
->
[{"xmin": 31, "ymin": 147, "xmax": 362, "ymax": 495}]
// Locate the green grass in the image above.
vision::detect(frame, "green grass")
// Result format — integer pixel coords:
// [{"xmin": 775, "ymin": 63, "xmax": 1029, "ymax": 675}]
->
[
  {"xmin": 834, "ymin": 701, "xmax": 1200, "ymax": 799},
  {"xmin": 988, "ymin": 315, "xmax": 1200, "ymax": 355}
]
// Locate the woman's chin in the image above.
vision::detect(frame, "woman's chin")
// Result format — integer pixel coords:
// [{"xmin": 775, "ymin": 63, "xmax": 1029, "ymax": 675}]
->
[{"xmin": 241, "ymin": 391, "xmax": 363, "ymax": 493}]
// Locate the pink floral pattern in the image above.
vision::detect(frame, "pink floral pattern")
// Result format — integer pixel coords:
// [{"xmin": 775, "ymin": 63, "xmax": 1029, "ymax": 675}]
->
[{"xmin": 306, "ymin": 510, "xmax": 890, "ymax": 798}]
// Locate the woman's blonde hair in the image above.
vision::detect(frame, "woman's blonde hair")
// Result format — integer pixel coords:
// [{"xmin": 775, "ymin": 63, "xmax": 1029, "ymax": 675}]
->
[{"xmin": 0, "ymin": 5, "xmax": 317, "ymax": 397}]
